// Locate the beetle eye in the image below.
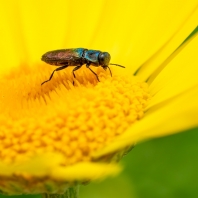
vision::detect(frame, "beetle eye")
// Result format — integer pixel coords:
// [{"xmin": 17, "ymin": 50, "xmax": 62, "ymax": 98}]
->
[
  {"xmin": 99, "ymin": 52, "xmax": 111, "ymax": 66},
  {"xmin": 98, "ymin": 53, "xmax": 105, "ymax": 64}
]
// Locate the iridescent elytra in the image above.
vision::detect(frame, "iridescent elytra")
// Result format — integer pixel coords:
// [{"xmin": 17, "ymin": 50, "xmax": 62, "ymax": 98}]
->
[{"xmin": 41, "ymin": 48, "xmax": 125, "ymax": 85}]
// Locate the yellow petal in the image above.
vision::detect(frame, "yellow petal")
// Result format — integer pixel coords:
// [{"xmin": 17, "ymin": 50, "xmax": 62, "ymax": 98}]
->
[
  {"xmin": 0, "ymin": 153, "xmax": 121, "ymax": 194},
  {"xmin": 52, "ymin": 162, "xmax": 121, "ymax": 181},
  {"xmin": 111, "ymin": 1, "xmax": 198, "ymax": 74},
  {"xmin": 136, "ymin": 7, "xmax": 198, "ymax": 80},
  {"xmin": 148, "ymin": 32, "xmax": 198, "ymax": 108},
  {"xmin": 1, "ymin": 1, "xmax": 197, "ymax": 72},
  {"xmin": 0, "ymin": 153, "xmax": 121, "ymax": 180}
]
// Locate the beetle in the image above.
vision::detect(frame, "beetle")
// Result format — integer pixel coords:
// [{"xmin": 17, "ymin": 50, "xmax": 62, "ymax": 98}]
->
[{"xmin": 41, "ymin": 48, "xmax": 125, "ymax": 85}]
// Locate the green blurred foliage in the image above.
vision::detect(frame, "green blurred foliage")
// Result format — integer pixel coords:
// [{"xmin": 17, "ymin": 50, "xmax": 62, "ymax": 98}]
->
[
  {"xmin": 80, "ymin": 174, "xmax": 137, "ymax": 198},
  {"xmin": 123, "ymin": 127, "xmax": 198, "ymax": 198}
]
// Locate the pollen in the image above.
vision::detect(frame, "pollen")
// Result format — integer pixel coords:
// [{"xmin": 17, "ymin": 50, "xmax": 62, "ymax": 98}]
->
[{"xmin": 0, "ymin": 64, "xmax": 150, "ymax": 165}]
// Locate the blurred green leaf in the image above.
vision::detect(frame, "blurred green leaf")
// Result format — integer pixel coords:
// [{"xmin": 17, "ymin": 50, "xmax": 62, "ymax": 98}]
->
[
  {"xmin": 80, "ymin": 174, "xmax": 137, "ymax": 198},
  {"xmin": 123, "ymin": 127, "xmax": 198, "ymax": 198}
]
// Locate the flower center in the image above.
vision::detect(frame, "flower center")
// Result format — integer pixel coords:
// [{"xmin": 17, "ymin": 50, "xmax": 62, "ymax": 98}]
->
[{"xmin": 0, "ymin": 64, "xmax": 150, "ymax": 165}]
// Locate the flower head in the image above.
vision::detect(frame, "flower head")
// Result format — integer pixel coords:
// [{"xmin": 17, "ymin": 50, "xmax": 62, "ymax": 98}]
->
[{"xmin": 0, "ymin": 0, "xmax": 198, "ymax": 196}]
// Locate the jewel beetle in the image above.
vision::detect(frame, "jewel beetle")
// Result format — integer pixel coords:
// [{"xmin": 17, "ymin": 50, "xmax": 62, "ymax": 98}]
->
[{"xmin": 41, "ymin": 48, "xmax": 125, "ymax": 85}]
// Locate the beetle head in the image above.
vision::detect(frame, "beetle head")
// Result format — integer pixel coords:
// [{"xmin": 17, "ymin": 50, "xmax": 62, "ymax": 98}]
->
[{"xmin": 99, "ymin": 52, "xmax": 111, "ymax": 67}]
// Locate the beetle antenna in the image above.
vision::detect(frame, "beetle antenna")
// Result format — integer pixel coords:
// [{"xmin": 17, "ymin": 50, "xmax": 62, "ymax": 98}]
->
[{"xmin": 110, "ymin": 63, "xmax": 125, "ymax": 68}]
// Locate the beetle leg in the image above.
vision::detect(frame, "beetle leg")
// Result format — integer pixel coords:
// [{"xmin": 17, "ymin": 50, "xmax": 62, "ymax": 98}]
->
[
  {"xmin": 103, "ymin": 66, "xmax": 112, "ymax": 77},
  {"xmin": 72, "ymin": 65, "xmax": 82, "ymax": 85},
  {"xmin": 41, "ymin": 65, "xmax": 68, "ymax": 85},
  {"xmin": 86, "ymin": 64, "xmax": 100, "ymax": 82},
  {"xmin": 72, "ymin": 65, "xmax": 82, "ymax": 78}
]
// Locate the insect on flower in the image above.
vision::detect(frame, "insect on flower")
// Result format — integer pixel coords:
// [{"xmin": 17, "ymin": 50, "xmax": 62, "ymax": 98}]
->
[{"xmin": 41, "ymin": 48, "xmax": 125, "ymax": 85}]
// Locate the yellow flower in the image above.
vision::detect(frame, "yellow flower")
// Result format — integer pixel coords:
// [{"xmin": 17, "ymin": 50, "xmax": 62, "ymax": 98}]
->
[{"xmin": 0, "ymin": 0, "xmax": 198, "ymax": 196}]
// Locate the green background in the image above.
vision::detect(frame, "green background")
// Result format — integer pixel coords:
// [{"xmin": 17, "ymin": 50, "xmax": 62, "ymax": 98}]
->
[{"xmin": 1, "ymin": 127, "xmax": 198, "ymax": 198}]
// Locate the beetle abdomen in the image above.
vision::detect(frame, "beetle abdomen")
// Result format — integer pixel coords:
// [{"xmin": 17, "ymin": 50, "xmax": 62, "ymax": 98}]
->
[{"xmin": 41, "ymin": 48, "xmax": 87, "ymax": 66}]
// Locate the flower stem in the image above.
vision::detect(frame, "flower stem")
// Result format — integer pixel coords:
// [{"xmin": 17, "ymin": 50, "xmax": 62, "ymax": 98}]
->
[{"xmin": 43, "ymin": 186, "xmax": 79, "ymax": 198}]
